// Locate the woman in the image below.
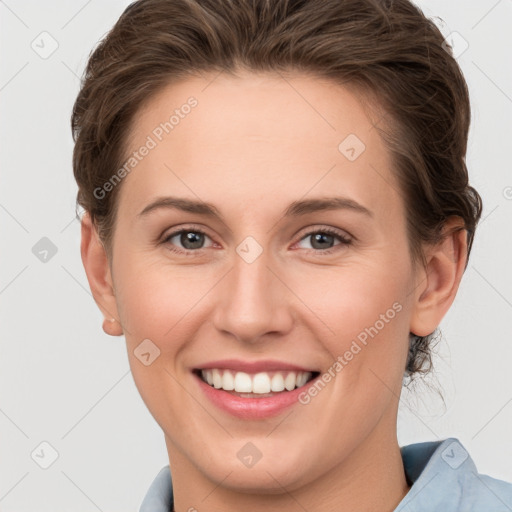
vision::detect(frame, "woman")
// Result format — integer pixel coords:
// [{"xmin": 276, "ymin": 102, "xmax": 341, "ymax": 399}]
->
[{"xmin": 71, "ymin": 0, "xmax": 512, "ymax": 510}]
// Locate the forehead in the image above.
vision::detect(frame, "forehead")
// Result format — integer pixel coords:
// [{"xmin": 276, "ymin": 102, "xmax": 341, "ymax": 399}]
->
[{"xmin": 119, "ymin": 71, "xmax": 402, "ymax": 224}]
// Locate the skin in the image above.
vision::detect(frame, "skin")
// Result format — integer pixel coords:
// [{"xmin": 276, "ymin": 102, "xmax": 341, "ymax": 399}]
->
[{"xmin": 81, "ymin": 71, "xmax": 467, "ymax": 512}]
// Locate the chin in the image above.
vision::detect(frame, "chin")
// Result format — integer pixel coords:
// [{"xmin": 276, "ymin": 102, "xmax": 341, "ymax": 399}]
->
[{"xmin": 204, "ymin": 461, "xmax": 304, "ymax": 494}]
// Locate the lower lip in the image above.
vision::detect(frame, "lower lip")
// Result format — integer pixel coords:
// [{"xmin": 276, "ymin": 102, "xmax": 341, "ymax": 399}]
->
[{"xmin": 194, "ymin": 372, "xmax": 318, "ymax": 419}]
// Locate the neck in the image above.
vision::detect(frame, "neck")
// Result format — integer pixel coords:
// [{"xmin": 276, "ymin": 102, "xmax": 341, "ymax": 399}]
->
[{"xmin": 166, "ymin": 424, "xmax": 411, "ymax": 512}]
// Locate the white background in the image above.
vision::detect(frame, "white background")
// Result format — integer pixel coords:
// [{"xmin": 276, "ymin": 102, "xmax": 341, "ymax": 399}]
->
[{"xmin": 0, "ymin": 0, "xmax": 511, "ymax": 510}]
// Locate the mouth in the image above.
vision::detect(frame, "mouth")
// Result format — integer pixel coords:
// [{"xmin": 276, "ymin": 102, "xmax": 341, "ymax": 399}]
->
[{"xmin": 193, "ymin": 368, "xmax": 320, "ymax": 398}]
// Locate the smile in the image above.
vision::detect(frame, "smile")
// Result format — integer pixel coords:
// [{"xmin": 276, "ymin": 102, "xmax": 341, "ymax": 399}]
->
[
  {"xmin": 192, "ymin": 362, "xmax": 321, "ymax": 419},
  {"xmin": 198, "ymin": 369, "xmax": 317, "ymax": 395}
]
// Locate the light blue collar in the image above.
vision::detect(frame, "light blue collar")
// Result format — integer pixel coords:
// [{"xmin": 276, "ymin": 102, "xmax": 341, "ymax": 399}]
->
[{"xmin": 140, "ymin": 437, "xmax": 512, "ymax": 511}]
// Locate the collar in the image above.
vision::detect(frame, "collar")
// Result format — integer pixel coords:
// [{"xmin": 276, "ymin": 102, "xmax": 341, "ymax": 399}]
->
[{"xmin": 139, "ymin": 437, "xmax": 512, "ymax": 511}]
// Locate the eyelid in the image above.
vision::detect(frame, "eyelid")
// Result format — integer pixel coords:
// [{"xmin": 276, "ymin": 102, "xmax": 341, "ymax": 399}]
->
[
  {"xmin": 291, "ymin": 226, "xmax": 353, "ymax": 255},
  {"xmin": 161, "ymin": 224, "xmax": 352, "ymax": 244},
  {"xmin": 161, "ymin": 223, "xmax": 212, "ymax": 241},
  {"xmin": 295, "ymin": 224, "xmax": 353, "ymax": 242},
  {"xmin": 161, "ymin": 223, "xmax": 353, "ymax": 257}
]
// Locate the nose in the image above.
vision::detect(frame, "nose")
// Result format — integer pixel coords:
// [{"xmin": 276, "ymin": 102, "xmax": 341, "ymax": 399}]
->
[{"xmin": 212, "ymin": 246, "xmax": 294, "ymax": 344}]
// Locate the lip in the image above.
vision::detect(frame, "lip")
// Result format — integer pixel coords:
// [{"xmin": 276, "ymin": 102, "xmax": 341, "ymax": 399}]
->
[
  {"xmin": 194, "ymin": 359, "xmax": 318, "ymax": 373},
  {"xmin": 193, "ymin": 366, "xmax": 320, "ymax": 420}
]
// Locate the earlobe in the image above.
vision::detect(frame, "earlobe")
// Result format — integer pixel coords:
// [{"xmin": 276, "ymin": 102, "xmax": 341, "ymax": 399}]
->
[
  {"xmin": 102, "ymin": 316, "xmax": 123, "ymax": 337},
  {"xmin": 410, "ymin": 217, "xmax": 468, "ymax": 337},
  {"xmin": 80, "ymin": 212, "xmax": 124, "ymax": 337}
]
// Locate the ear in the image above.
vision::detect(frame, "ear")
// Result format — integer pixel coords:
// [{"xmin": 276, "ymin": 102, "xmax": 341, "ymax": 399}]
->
[
  {"xmin": 80, "ymin": 212, "xmax": 123, "ymax": 336},
  {"xmin": 410, "ymin": 217, "xmax": 468, "ymax": 337}
]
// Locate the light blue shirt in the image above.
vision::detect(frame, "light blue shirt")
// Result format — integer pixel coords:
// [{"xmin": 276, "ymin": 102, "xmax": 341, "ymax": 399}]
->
[{"xmin": 139, "ymin": 437, "xmax": 512, "ymax": 511}]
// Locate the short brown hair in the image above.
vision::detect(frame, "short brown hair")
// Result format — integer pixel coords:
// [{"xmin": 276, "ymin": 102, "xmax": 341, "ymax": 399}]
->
[{"xmin": 71, "ymin": 0, "xmax": 482, "ymax": 380}]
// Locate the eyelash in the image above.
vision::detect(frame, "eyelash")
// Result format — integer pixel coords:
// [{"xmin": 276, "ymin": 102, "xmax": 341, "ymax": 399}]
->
[{"xmin": 161, "ymin": 224, "xmax": 353, "ymax": 256}]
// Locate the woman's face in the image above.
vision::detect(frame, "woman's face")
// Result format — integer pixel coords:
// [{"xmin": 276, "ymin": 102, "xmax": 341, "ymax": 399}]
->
[{"xmin": 106, "ymin": 71, "xmax": 421, "ymax": 490}]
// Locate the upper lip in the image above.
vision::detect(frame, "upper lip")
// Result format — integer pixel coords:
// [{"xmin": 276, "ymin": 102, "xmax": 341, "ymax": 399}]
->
[{"xmin": 194, "ymin": 359, "xmax": 318, "ymax": 373}]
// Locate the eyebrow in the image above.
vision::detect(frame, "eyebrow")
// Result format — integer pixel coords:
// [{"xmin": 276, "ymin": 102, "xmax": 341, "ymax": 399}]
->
[
  {"xmin": 284, "ymin": 197, "xmax": 373, "ymax": 218},
  {"xmin": 137, "ymin": 195, "xmax": 373, "ymax": 221}
]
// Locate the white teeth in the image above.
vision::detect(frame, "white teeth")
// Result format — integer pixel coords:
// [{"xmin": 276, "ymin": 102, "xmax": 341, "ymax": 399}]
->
[
  {"xmin": 234, "ymin": 372, "xmax": 252, "ymax": 392},
  {"xmin": 297, "ymin": 372, "xmax": 308, "ymax": 388},
  {"xmin": 222, "ymin": 370, "xmax": 235, "ymax": 390},
  {"xmin": 284, "ymin": 372, "xmax": 297, "ymax": 391},
  {"xmin": 212, "ymin": 369, "xmax": 223, "ymax": 389},
  {"xmin": 271, "ymin": 373, "xmax": 285, "ymax": 392},
  {"xmin": 200, "ymin": 369, "xmax": 313, "ymax": 394},
  {"xmin": 252, "ymin": 372, "xmax": 271, "ymax": 394}
]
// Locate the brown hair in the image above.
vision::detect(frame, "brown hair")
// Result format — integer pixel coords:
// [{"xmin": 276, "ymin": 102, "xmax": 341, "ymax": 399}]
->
[{"xmin": 71, "ymin": 0, "xmax": 482, "ymax": 381}]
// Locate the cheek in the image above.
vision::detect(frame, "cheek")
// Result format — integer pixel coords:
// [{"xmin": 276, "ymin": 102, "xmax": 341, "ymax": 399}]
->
[
  {"xmin": 284, "ymin": 256, "xmax": 412, "ymax": 403},
  {"xmin": 292, "ymin": 260, "xmax": 409, "ymax": 342},
  {"xmin": 112, "ymin": 253, "xmax": 223, "ymax": 416},
  {"xmin": 113, "ymin": 234, "xmax": 412, "ymax": 416},
  {"xmin": 115, "ymin": 241, "xmax": 412, "ymax": 364},
  {"xmin": 114, "ymin": 251, "xmax": 215, "ymax": 343},
  {"xmin": 113, "ymin": 265, "xmax": 204, "ymax": 432}
]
